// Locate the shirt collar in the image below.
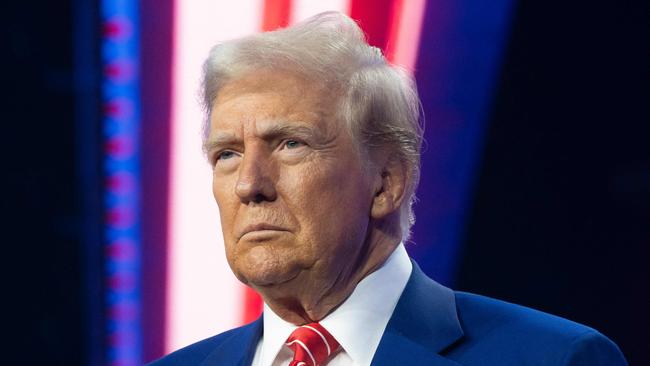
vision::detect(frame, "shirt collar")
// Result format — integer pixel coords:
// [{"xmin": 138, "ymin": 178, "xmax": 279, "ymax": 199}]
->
[
  {"xmin": 260, "ymin": 243, "xmax": 413, "ymax": 366},
  {"xmin": 259, "ymin": 303, "xmax": 295, "ymax": 366}
]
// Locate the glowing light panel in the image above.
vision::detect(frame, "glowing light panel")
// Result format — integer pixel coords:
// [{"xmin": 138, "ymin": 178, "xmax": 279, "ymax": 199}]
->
[
  {"xmin": 101, "ymin": 0, "xmax": 142, "ymax": 365},
  {"xmin": 385, "ymin": 0, "xmax": 427, "ymax": 72},
  {"xmin": 292, "ymin": 0, "xmax": 350, "ymax": 23},
  {"xmin": 167, "ymin": 0, "xmax": 264, "ymax": 352}
]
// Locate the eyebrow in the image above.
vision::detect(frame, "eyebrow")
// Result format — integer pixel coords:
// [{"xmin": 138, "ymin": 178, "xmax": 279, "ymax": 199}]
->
[
  {"xmin": 203, "ymin": 133, "xmax": 239, "ymax": 154},
  {"xmin": 203, "ymin": 123, "xmax": 321, "ymax": 154}
]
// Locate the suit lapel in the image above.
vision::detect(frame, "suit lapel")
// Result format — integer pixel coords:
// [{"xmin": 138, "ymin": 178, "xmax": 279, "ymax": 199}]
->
[
  {"xmin": 371, "ymin": 331, "xmax": 462, "ymax": 366},
  {"xmin": 199, "ymin": 317, "xmax": 263, "ymax": 366},
  {"xmin": 372, "ymin": 261, "xmax": 464, "ymax": 365}
]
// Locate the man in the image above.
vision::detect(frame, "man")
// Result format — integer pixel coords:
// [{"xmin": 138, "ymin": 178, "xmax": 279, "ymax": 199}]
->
[{"xmin": 151, "ymin": 12, "xmax": 627, "ymax": 366}]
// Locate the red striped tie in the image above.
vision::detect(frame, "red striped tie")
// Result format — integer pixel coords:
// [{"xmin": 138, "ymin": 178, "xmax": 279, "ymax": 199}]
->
[{"xmin": 285, "ymin": 322, "xmax": 340, "ymax": 366}]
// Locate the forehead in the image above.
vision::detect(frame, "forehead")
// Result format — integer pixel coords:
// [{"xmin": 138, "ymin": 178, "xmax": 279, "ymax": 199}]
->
[{"xmin": 209, "ymin": 70, "xmax": 339, "ymax": 133}]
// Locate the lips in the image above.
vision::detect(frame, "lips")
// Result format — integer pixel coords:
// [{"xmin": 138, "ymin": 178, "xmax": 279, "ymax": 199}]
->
[{"xmin": 238, "ymin": 223, "xmax": 288, "ymax": 240}]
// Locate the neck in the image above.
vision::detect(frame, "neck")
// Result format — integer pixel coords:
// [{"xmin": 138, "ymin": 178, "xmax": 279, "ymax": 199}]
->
[{"xmin": 254, "ymin": 227, "xmax": 401, "ymax": 325}]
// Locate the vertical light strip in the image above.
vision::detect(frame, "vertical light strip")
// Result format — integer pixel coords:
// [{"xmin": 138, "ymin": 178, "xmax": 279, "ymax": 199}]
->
[
  {"xmin": 101, "ymin": 0, "xmax": 142, "ymax": 365},
  {"xmin": 166, "ymin": 0, "xmax": 264, "ymax": 353},
  {"xmin": 291, "ymin": 0, "xmax": 350, "ymax": 23},
  {"xmin": 385, "ymin": 0, "xmax": 427, "ymax": 72},
  {"xmin": 262, "ymin": 0, "xmax": 293, "ymax": 30}
]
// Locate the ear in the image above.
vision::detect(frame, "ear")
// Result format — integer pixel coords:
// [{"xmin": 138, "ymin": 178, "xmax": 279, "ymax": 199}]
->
[{"xmin": 370, "ymin": 156, "xmax": 408, "ymax": 220}]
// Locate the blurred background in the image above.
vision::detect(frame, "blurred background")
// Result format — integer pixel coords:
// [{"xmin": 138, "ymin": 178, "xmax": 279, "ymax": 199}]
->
[{"xmin": 3, "ymin": 0, "xmax": 648, "ymax": 365}]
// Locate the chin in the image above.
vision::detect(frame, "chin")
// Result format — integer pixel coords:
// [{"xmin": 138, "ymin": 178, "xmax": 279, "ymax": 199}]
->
[
  {"xmin": 243, "ymin": 266, "xmax": 301, "ymax": 287},
  {"xmin": 233, "ymin": 248, "xmax": 303, "ymax": 287}
]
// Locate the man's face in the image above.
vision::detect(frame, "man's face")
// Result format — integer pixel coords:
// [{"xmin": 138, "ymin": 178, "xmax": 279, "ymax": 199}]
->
[{"xmin": 207, "ymin": 71, "xmax": 376, "ymax": 293}]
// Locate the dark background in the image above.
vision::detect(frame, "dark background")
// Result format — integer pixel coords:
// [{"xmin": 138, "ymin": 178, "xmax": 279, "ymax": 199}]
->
[
  {"xmin": 3, "ymin": 1, "xmax": 87, "ymax": 365},
  {"xmin": 457, "ymin": 2, "xmax": 649, "ymax": 365},
  {"xmin": 2, "ymin": 0, "xmax": 648, "ymax": 365}
]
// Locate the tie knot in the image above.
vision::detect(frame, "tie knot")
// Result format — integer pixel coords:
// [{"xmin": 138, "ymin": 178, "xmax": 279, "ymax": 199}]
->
[{"xmin": 285, "ymin": 322, "xmax": 340, "ymax": 366}]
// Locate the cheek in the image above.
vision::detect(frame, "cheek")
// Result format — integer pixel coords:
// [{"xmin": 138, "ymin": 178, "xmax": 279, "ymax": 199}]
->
[
  {"xmin": 212, "ymin": 170, "xmax": 237, "ymax": 201},
  {"xmin": 317, "ymin": 159, "xmax": 369, "ymax": 205},
  {"xmin": 282, "ymin": 159, "xmax": 372, "ymax": 231},
  {"xmin": 212, "ymin": 175, "xmax": 238, "ymax": 230}
]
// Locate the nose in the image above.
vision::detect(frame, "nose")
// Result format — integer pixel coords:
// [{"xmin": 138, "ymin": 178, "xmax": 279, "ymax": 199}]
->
[{"xmin": 235, "ymin": 148, "xmax": 277, "ymax": 203}]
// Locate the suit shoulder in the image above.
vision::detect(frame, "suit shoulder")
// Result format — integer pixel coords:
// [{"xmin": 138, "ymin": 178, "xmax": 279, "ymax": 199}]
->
[
  {"xmin": 561, "ymin": 329, "xmax": 628, "ymax": 365},
  {"xmin": 146, "ymin": 325, "xmax": 252, "ymax": 366},
  {"xmin": 455, "ymin": 291, "xmax": 592, "ymax": 338},
  {"xmin": 449, "ymin": 292, "xmax": 627, "ymax": 365}
]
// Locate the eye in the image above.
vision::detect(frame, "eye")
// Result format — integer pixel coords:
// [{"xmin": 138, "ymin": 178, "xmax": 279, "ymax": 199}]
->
[
  {"xmin": 213, "ymin": 150, "xmax": 237, "ymax": 164},
  {"xmin": 219, "ymin": 150, "xmax": 236, "ymax": 159},
  {"xmin": 283, "ymin": 140, "xmax": 304, "ymax": 149}
]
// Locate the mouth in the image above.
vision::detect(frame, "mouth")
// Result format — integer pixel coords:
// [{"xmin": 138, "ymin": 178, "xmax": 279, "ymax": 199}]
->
[{"xmin": 238, "ymin": 223, "xmax": 289, "ymax": 241}]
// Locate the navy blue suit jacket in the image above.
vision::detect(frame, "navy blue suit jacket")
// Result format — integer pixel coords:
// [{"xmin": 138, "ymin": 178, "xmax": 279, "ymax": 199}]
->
[{"xmin": 150, "ymin": 261, "xmax": 627, "ymax": 365}]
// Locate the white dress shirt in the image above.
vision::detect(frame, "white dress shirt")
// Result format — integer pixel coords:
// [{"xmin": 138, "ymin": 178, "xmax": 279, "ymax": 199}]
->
[{"xmin": 251, "ymin": 243, "xmax": 413, "ymax": 366}]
